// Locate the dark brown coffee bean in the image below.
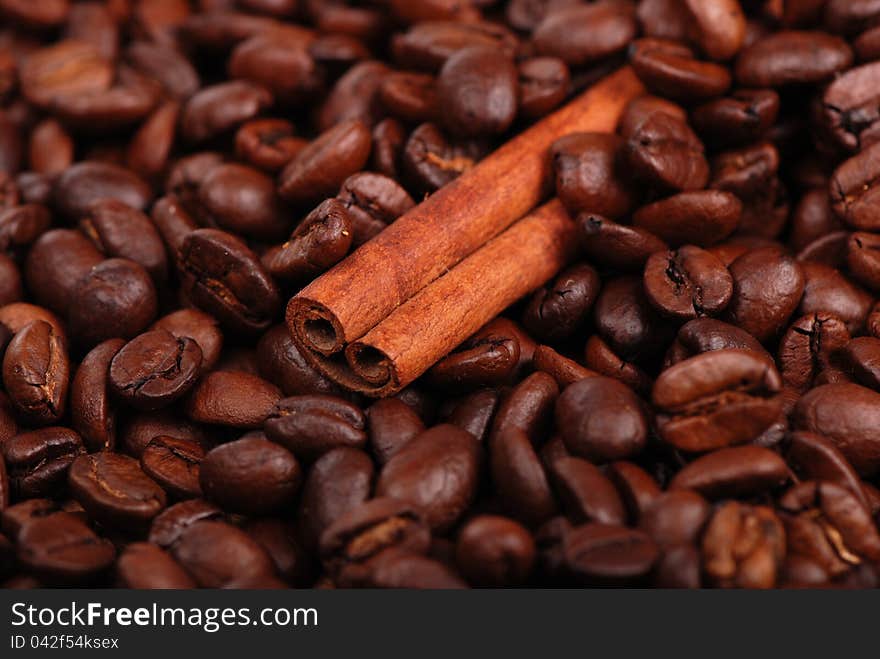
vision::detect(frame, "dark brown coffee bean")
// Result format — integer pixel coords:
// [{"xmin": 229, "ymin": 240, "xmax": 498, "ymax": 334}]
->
[
  {"xmin": 798, "ymin": 261, "xmax": 872, "ymax": 335},
  {"xmin": 298, "ymin": 447, "xmax": 373, "ymax": 551},
  {"xmin": 2, "ymin": 320, "xmax": 69, "ymax": 425},
  {"xmin": 243, "ymin": 517, "xmax": 308, "ymax": 585},
  {"xmin": 68, "ymin": 258, "xmax": 158, "ymax": 348},
  {"xmin": 178, "ymin": 228, "xmax": 281, "ymax": 335},
  {"xmin": 68, "ymin": 452, "xmax": 166, "ymax": 530},
  {"xmin": 235, "ymin": 118, "xmax": 305, "ymax": 172},
  {"xmin": 377, "ymin": 424, "xmax": 479, "ymax": 532},
  {"xmin": 491, "ymin": 427, "xmax": 557, "ymax": 526},
  {"xmin": 141, "ymin": 436, "xmax": 204, "ymax": 500},
  {"xmin": 681, "ymin": 0, "xmax": 746, "ymax": 61},
  {"xmin": 261, "ymin": 198, "xmax": 353, "ymax": 283},
  {"xmin": 16, "ymin": 512, "xmax": 115, "ymax": 584},
  {"xmin": 633, "ymin": 191, "xmax": 741, "ymax": 248},
  {"xmin": 336, "ymin": 172, "xmax": 415, "ymax": 247},
  {"xmin": 24, "ymin": 229, "xmax": 104, "ymax": 316},
  {"xmin": 19, "ymin": 40, "xmax": 112, "ymax": 110},
  {"xmin": 444, "ymin": 389, "xmax": 500, "ymax": 443},
  {"xmin": 3, "ymin": 427, "xmax": 84, "ymax": 499},
  {"xmin": 653, "ymin": 348, "xmax": 782, "ymax": 452},
  {"xmin": 563, "ymin": 523, "xmax": 658, "ymax": 585},
  {"xmin": 151, "ymin": 309, "xmax": 223, "ymax": 373},
  {"xmin": 70, "ymin": 338, "xmax": 125, "ymax": 452},
  {"xmin": 551, "ymin": 133, "xmax": 633, "ymax": 220},
  {"xmin": 401, "ymin": 122, "xmax": 482, "ymax": 194},
  {"xmin": 778, "ymin": 313, "xmax": 850, "ymax": 392},
  {"xmin": 265, "ymin": 395, "xmax": 367, "ymax": 460},
  {"xmin": 53, "ymin": 161, "xmax": 151, "ymax": 220},
  {"xmin": 391, "ymin": 21, "xmax": 517, "ymax": 72},
  {"xmin": 793, "ymin": 383, "xmax": 880, "ymax": 476},
  {"xmin": 736, "ymin": 31, "xmax": 853, "ymax": 87},
  {"xmin": 256, "ymin": 324, "xmax": 344, "ymax": 397},
  {"xmin": 669, "ymin": 446, "xmax": 789, "ymax": 498},
  {"xmin": 430, "ymin": 320, "xmax": 521, "ymax": 390},
  {"xmin": 379, "ymin": 71, "xmax": 438, "ymax": 125},
  {"xmin": 523, "ymin": 263, "xmax": 600, "ymax": 343},
  {"xmin": 643, "ymin": 246, "xmax": 733, "ymax": 320},
  {"xmin": 518, "ymin": 57, "xmax": 569, "ymax": 119},
  {"xmin": 533, "ymin": 2, "xmax": 636, "ymax": 67},
  {"xmin": 849, "ymin": 232, "xmax": 880, "ymax": 291},
  {"xmin": 640, "ymin": 490, "xmax": 710, "ymax": 548},
  {"xmin": 80, "ymin": 199, "xmax": 168, "ymax": 284},
  {"xmin": 490, "ymin": 371, "xmax": 559, "ymax": 444},
  {"xmin": 148, "ymin": 499, "xmax": 223, "ymax": 549},
  {"xmin": 367, "ymin": 398, "xmax": 424, "ymax": 464},
  {"xmin": 532, "ymin": 345, "xmax": 597, "ymax": 389},
  {"xmin": 200, "ymin": 437, "xmax": 301, "ymax": 515},
  {"xmin": 593, "ymin": 276, "xmax": 672, "ymax": 363},
  {"xmin": 556, "ymin": 376, "xmax": 648, "ymax": 462},
  {"xmin": 786, "ymin": 431, "xmax": 868, "ymax": 508},
  {"xmin": 830, "ymin": 141, "xmax": 880, "ymax": 231},
  {"xmin": 455, "ymin": 515, "xmax": 535, "ymax": 587},
  {"xmin": 181, "ymin": 81, "xmax": 273, "ymax": 143},
  {"xmin": 278, "ymin": 119, "xmax": 372, "ymax": 206},
  {"xmin": 578, "ymin": 213, "xmax": 668, "ymax": 271},
  {"xmin": 436, "ymin": 45, "xmax": 517, "ymax": 138},
  {"xmin": 319, "ymin": 497, "xmax": 431, "ymax": 574},
  {"xmin": 171, "ymin": 519, "xmax": 276, "ymax": 588},
  {"xmin": 187, "ymin": 370, "xmax": 281, "ymax": 429},
  {"xmin": 116, "ymin": 542, "xmax": 197, "ymax": 589},
  {"xmin": 318, "ymin": 59, "xmax": 388, "ymax": 131},
  {"xmin": 125, "ymin": 40, "xmax": 200, "ymax": 99},
  {"xmin": 625, "ymin": 111, "xmax": 709, "ymax": 194},
  {"xmin": 724, "ymin": 247, "xmax": 805, "ymax": 343},
  {"xmin": 821, "ymin": 61, "xmax": 880, "ymax": 152},
  {"xmin": 630, "ymin": 38, "xmax": 732, "ymax": 102},
  {"xmin": 197, "ymin": 163, "xmax": 290, "ymax": 241},
  {"xmin": 549, "ymin": 456, "xmax": 625, "ymax": 525},
  {"xmin": 0, "ymin": 203, "xmax": 50, "ymax": 254},
  {"xmin": 692, "ymin": 89, "xmax": 780, "ymax": 149}
]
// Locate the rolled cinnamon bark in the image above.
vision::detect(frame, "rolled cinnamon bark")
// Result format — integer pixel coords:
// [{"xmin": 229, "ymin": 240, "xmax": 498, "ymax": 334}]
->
[
  {"xmin": 302, "ymin": 200, "xmax": 578, "ymax": 396},
  {"xmin": 287, "ymin": 67, "xmax": 644, "ymax": 357}
]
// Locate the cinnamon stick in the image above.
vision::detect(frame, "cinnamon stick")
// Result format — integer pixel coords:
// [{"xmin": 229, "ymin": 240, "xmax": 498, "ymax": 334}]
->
[{"xmin": 287, "ymin": 67, "xmax": 644, "ymax": 356}]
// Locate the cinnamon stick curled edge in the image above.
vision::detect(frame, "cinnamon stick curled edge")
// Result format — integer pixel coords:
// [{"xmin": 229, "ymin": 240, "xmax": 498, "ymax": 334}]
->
[{"xmin": 287, "ymin": 67, "xmax": 645, "ymax": 397}]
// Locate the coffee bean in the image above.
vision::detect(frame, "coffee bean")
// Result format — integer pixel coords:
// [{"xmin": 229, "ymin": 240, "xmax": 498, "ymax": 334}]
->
[
  {"xmin": 778, "ymin": 313, "xmax": 850, "ymax": 392},
  {"xmin": 391, "ymin": 21, "xmax": 517, "ymax": 72},
  {"xmin": 491, "ymin": 427, "xmax": 557, "ymax": 526},
  {"xmin": 264, "ymin": 394, "xmax": 367, "ymax": 460},
  {"xmin": 151, "ymin": 309, "xmax": 223, "ymax": 373},
  {"xmin": 518, "ymin": 57, "xmax": 570, "ymax": 119},
  {"xmin": 633, "ymin": 191, "xmax": 741, "ymax": 247},
  {"xmin": 187, "ymin": 370, "xmax": 281, "ymax": 429},
  {"xmin": 53, "ymin": 161, "xmax": 151, "ymax": 220},
  {"xmin": 562, "ymin": 523, "xmax": 658, "ymax": 585},
  {"xmin": 336, "ymin": 172, "xmax": 414, "ymax": 246},
  {"xmin": 669, "ymin": 446, "xmax": 790, "ymax": 498},
  {"xmin": 640, "ymin": 491, "xmax": 710, "ymax": 548},
  {"xmin": 653, "ymin": 348, "xmax": 782, "ymax": 452},
  {"xmin": 367, "ymin": 398, "xmax": 424, "ymax": 464},
  {"xmin": 702, "ymin": 502, "xmax": 784, "ymax": 588},
  {"xmin": 533, "ymin": 2, "xmax": 636, "ymax": 67},
  {"xmin": 643, "ymin": 246, "xmax": 733, "ymax": 320},
  {"xmin": 116, "ymin": 542, "xmax": 197, "ymax": 589},
  {"xmin": 3, "ymin": 427, "xmax": 84, "ymax": 499},
  {"xmin": 625, "ymin": 111, "xmax": 709, "ymax": 192},
  {"xmin": 71, "ymin": 339, "xmax": 125, "ymax": 452},
  {"xmin": 630, "ymin": 38, "xmax": 731, "ymax": 102},
  {"xmin": 256, "ymin": 324, "xmax": 344, "ymax": 397},
  {"xmin": 692, "ymin": 89, "xmax": 780, "ymax": 148},
  {"xmin": 2, "ymin": 320, "xmax": 69, "ymax": 425},
  {"xmin": 68, "ymin": 452, "xmax": 166, "ymax": 530},
  {"xmin": 578, "ymin": 213, "xmax": 668, "ymax": 271},
  {"xmin": 455, "ymin": 515, "xmax": 535, "ymax": 587},
  {"xmin": 549, "ymin": 457, "xmax": 626, "ymax": 525},
  {"xmin": 401, "ymin": 122, "xmax": 481, "ymax": 194},
  {"xmin": 200, "ymin": 438, "xmax": 300, "ymax": 515},
  {"xmin": 181, "ymin": 81, "xmax": 273, "ymax": 143},
  {"xmin": 551, "ymin": 133, "xmax": 633, "ymax": 220},
  {"xmin": 736, "ymin": 31, "xmax": 853, "ymax": 87},
  {"xmin": 141, "ymin": 437, "xmax": 204, "ymax": 500},
  {"xmin": 16, "ymin": 513, "xmax": 115, "ymax": 585},
  {"xmin": 148, "ymin": 499, "xmax": 223, "ymax": 549}
]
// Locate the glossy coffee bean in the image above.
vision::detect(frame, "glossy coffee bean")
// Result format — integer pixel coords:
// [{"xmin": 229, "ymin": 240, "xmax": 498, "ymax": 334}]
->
[
  {"xmin": 624, "ymin": 111, "xmax": 709, "ymax": 193},
  {"xmin": 668, "ymin": 446, "xmax": 790, "ymax": 498},
  {"xmin": 71, "ymin": 338, "xmax": 125, "ymax": 452},
  {"xmin": 116, "ymin": 542, "xmax": 197, "ymax": 589},
  {"xmin": 2, "ymin": 320, "xmax": 69, "ymax": 425},
  {"xmin": 455, "ymin": 515, "xmax": 535, "ymax": 587},
  {"xmin": 2, "ymin": 427, "xmax": 84, "ymax": 499},
  {"xmin": 643, "ymin": 246, "xmax": 733, "ymax": 320},
  {"xmin": 16, "ymin": 513, "xmax": 115, "ymax": 585},
  {"xmin": 533, "ymin": 2, "xmax": 636, "ymax": 67},
  {"xmin": 523, "ymin": 263, "xmax": 600, "ymax": 343},
  {"xmin": 265, "ymin": 395, "xmax": 367, "ymax": 460},
  {"xmin": 736, "ymin": 31, "xmax": 853, "ymax": 87},
  {"xmin": 562, "ymin": 523, "xmax": 658, "ymax": 585},
  {"xmin": 141, "ymin": 437, "xmax": 204, "ymax": 500},
  {"xmin": 181, "ymin": 81, "xmax": 272, "ymax": 143},
  {"xmin": 151, "ymin": 309, "xmax": 223, "ymax": 373},
  {"xmin": 632, "ymin": 191, "xmax": 741, "ymax": 247},
  {"xmin": 551, "ymin": 133, "xmax": 633, "ymax": 220},
  {"xmin": 187, "ymin": 371, "xmax": 281, "ymax": 429}
]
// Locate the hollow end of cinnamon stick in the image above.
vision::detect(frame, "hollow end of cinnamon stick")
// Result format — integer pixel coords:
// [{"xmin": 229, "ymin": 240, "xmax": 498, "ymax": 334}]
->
[
  {"xmin": 345, "ymin": 342, "xmax": 398, "ymax": 388},
  {"xmin": 286, "ymin": 297, "xmax": 346, "ymax": 356}
]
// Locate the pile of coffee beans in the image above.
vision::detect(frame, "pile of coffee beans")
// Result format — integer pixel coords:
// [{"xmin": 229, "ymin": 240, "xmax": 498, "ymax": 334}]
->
[{"xmin": 2, "ymin": 0, "xmax": 880, "ymax": 589}]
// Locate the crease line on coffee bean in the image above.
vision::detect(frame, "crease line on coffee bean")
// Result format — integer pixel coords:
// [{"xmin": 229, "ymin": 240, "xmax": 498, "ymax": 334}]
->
[{"xmin": 287, "ymin": 66, "xmax": 645, "ymax": 396}]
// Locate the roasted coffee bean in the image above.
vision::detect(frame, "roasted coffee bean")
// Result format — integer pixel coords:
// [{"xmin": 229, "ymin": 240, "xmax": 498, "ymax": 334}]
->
[
  {"xmin": 523, "ymin": 263, "xmax": 599, "ymax": 343},
  {"xmin": 376, "ymin": 425, "xmax": 479, "ymax": 532},
  {"xmin": 171, "ymin": 520, "xmax": 276, "ymax": 588},
  {"xmin": 533, "ymin": 345, "xmax": 597, "ymax": 389},
  {"xmin": 70, "ymin": 339, "xmax": 125, "ymax": 452},
  {"xmin": 702, "ymin": 502, "xmax": 785, "ymax": 588},
  {"xmin": 830, "ymin": 141, "xmax": 880, "ymax": 231},
  {"xmin": 53, "ymin": 161, "xmax": 151, "ymax": 220},
  {"xmin": 578, "ymin": 213, "xmax": 668, "ymax": 271},
  {"xmin": 197, "ymin": 163, "xmax": 290, "ymax": 242},
  {"xmin": 401, "ymin": 122, "xmax": 481, "ymax": 194},
  {"xmin": 633, "ymin": 191, "xmax": 741, "ymax": 248},
  {"xmin": 518, "ymin": 57, "xmax": 570, "ymax": 119},
  {"xmin": 643, "ymin": 246, "xmax": 733, "ymax": 320},
  {"xmin": 141, "ymin": 437, "xmax": 204, "ymax": 500},
  {"xmin": 318, "ymin": 60, "xmax": 388, "ymax": 131},
  {"xmin": 178, "ymin": 228, "xmax": 281, "ymax": 335},
  {"xmin": 243, "ymin": 517, "xmax": 308, "ymax": 585},
  {"xmin": 116, "ymin": 542, "xmax": 197, "ymax": 589},
  {"xmin": 257, "ymin": 324, "xmax": 344, "ymax": 397},
  {"xmin": 839, "ymin": 337, "xmax": 880, "ymax": 391},
  {"xmin": 181, "ymin": 81, "xmax": 272, "ymax": 143},
  {"xmin": 490, "ymin": 371, "xmax": 558, "ymax": 445},
  {"xmin": 533, "ymin": 2, "xmax": 636, "ymax": 67},
  {"xmin": 265, "ymin": 395, "xmax": 367, "ymax": 460},
  {"xmin": 669, "ymin": 446, "xmax": 790, "ymax": 498},
  {"xmin": 736, "ymin": 31, "xmax": 853, "ymax": 87},
  {"xmin": 278, "ymin": 119, "xmax": 372, "ymax": 206},
  {"xmin": 391, "ymin": 21, "xmax": 517, "ymax": 72},
  {"xmin": 200, "ymin": 438, "xmax": 300, "ymax": 515},
  {"xmin": 549, "ymin": 457, "xmax": 625, "ymax": 525},
  {"xmin": 16, "ymin": 513, "xmax": 115, "ymax": 585},
  {"xmin": 551, "ymin": 133, "xmax": 633, "ymax": 220},
  {"xmin": 639, "ymin": 491, "xmax": 710, "ymax": 548},
  {"xmin": 593, "ymin": 276, "xmax": 672, "ymax": 363},
  {"xmin": 724, "ymin": 247, "xmax": 805, "ymax": 343},
  {"xmin": 68, "ymin": 258, "xmax": 159, "ymax": 348},
  {"xmin": 68, "ymin": 452, "xmax": 166, "ymax": 530},
  {"xmin": 0, "ymin": 255, "xmax": 21, "ymax": 306},
  {"xmin": 445, "ymin": 389, "xmax": 500, "ymax": 443},
  {"xmin": 367, "ymin": 398, "xmax": 424, "ymax": 464},
  {"xmin": 455, "ymin": 515, "xmax": 535, "ymax": 587},
  {"xmin": 319, "ymin": 498, "xmax": 431, "ymax": 575},
  {"xmin": 3, "ymin": 427, "xmax": 84, "ymax": 499},
  {"xmin": 786, "ymin": 431, "xmax": 868, "ymax": 508},
  {"xmin": 849, "ymin": 232, "xmax": 880, "ymax": 291},
  {"xmin": 336, "ymin": 172, "xmax": 415, "ymax": 247},
  {"xmin": 378, "ymin": 71, "xmax": 438, "ymax": 124},
  {"xmin": 436, "ymin": 46, "xmax": 517, "ymax": 138},
  {"xmin": 562, "ymin": 523, "xmax": 658, "ymax": 585},
  {"xmin": 798, "ymin": 261, "xmax": 872, "ymax": 334},
  {"xmin": 820, "ymin": 61, "xmax": 880, "ymax": 152},
  {"xmin": 793, "ymin": 383, "xmax": 880, "ymax": 476},
  {"xmin": 187, "ymin": 371, "xmax": 281, "ymax": 429},
  {"xmin": 299, "ymin": 447, "xmax": 373, "ymax": 550},
  {"xmin": 261, "ymin": 198, "xmax": 353, "ymax": 283},
  {"xmin": 556, "ymin": 377, "xmax": 647, "ymax": 462},
  {"xmin": 430, "ymin": 321, "xmax": 521, "ymax": 390},
  {"xmin": 653, "ymin": 348, "xmax": 782, "ymax": 452},
  {"xmin": 681, "ymin": 0, "xmax": 746, "ymax": 61},
  {"xmin": 491, "ymin": 427, "xmax": 557, "ymax": 526},
  {"xmin": 691, "ymin": 89, "xmax": 780, "ymax": 148},
  {"xmin": 624, "ymin": 111, "xmax": 709, "ymax": 193},
  {"xmin": 778, "ymin": 314, "xmax": 851, "ymax": 392},
  {"xmin": 119, "ymin": 410, "xmax": 205, "ymax": 460},
  {"xmin": 148, "ymin": 499, "xmax": 223, "ymax": 549},
  {"xmin": 617, "ymin": 94, "xmax": 687, "ymax": 140},
  {"xmin": 2, "ymin": 320, "xmax": 69, "ymax": 425},
  {"xmin": 108, "ymin": 330, "xmax": 202, "ymax": 412},
  {"xmin": 24, "ymin": 229, "xmax": 104, "ymax": 316},
  {"xmin": 630, "ymin": 38, "xmax": 731, "ymax": 102},
  {"xmin": 235, "ymin": 118, "xmax": 305, "ymax": 173},
  {"xmin": 151, "ymin": 309, "xmax": 223, "ymax": 373}
]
